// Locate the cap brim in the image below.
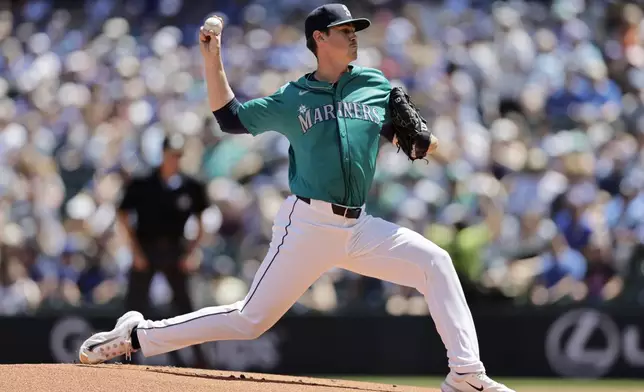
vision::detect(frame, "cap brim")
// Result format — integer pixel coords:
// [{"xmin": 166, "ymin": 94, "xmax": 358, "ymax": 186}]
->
[{"xmin": 327, "ymin": 18, "xmax": 371, "ymax": 32}]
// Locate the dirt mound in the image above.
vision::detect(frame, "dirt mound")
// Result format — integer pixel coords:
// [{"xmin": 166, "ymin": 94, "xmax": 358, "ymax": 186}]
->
[{"xmin": 0, "ymin": 364, "xmax": 438, "ymax": 392}]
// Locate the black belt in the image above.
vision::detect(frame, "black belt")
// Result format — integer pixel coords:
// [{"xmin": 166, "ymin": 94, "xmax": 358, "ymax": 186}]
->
[{"xmin": 296, "ymin": 196, "xmax": 362, "ymax": 219}]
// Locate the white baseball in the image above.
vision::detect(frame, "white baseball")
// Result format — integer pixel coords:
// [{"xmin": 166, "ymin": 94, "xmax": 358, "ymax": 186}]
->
[{"xmin": 203, "ymin": 17, "xmax": 222, "ymax": 35}]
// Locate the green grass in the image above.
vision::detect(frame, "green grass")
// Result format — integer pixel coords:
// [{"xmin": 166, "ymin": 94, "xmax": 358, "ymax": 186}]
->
[{"xmin": 322, "ymin": 376, "xmax": 644, "ymax": 390}]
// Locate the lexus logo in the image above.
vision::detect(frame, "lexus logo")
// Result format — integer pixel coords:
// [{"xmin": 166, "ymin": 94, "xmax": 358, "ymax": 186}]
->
[{"xmin": 545, "ymin": 309, "xmax": 621, "ymax": 378}]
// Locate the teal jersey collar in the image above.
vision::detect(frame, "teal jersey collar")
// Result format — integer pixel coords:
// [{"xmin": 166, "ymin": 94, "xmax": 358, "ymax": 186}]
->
[{"xmin": 294, "ymin": 65, "xmax": 363, "ymax": 93}]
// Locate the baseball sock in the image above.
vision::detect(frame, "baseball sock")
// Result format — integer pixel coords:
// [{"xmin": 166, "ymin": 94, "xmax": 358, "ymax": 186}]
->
[{"xmin": 130, "ymin": 327, "xmax": 141, "ymax": 349}]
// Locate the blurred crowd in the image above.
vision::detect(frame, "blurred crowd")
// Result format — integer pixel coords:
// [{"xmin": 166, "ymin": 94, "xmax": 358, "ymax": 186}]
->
[{"xmin": 1, "ymin": 0, "xmax": 644, "ymax": 316}]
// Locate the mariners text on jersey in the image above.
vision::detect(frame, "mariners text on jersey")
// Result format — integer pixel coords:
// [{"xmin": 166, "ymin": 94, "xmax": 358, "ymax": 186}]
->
[
  {"xmin": 236, "ymin": 65, "xmax": 392, "ymax": 207},
  {"xmin": 298, "ymin": 102, "xmax": 383, "ymax": 133}
]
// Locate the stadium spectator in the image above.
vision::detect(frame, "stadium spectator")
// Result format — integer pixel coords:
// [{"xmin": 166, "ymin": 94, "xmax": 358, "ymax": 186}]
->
[{"xmin": 2, "ymin": 0, "xmax": 644, "ymax": 316}]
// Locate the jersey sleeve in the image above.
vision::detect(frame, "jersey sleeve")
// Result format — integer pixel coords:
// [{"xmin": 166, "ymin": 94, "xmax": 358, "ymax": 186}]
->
[
  {"xmin": 363, "ymin": 67, "xmax": 393, "ymax": 126},
  {"xmin": 237, "ymin": 85, "xmax": 288, "ymax": 136},
  {"xmin": 379, "ymin": 72, "xmax": 393, "ymax": 126}
]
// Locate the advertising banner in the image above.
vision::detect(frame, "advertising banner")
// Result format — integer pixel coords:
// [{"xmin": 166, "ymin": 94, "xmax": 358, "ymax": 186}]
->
[{"xmin": 1, "ymin": 308, "xmax": 642, "ymax": 378}]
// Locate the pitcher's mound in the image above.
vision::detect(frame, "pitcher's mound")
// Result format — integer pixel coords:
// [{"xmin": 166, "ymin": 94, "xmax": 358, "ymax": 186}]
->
[{"xmin": 0, "ymin": 364, "xmax": 438, "ymax": 392}]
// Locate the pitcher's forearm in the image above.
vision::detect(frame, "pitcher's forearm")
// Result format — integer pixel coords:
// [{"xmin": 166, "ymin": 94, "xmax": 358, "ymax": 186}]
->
[{"xmin": 205, "ymin": 61, "xmax": 235, "ymax": 111}]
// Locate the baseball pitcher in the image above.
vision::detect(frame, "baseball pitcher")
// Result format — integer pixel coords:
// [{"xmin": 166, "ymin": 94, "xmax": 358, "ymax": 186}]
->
[{"xmin": 80, "ymin": 4, "xmax": 514, "ymax": 392}]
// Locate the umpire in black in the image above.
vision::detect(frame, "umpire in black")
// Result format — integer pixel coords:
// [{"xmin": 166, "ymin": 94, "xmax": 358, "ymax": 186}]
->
[{"xmin": 117, "ymin": 133, "xmax": 209, "ymax": 366}]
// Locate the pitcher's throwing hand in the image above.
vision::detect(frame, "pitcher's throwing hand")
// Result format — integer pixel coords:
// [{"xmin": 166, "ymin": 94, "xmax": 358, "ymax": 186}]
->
[{"xmin": 199, "ymin": 15, "xmax": 223, "ymax": 57}]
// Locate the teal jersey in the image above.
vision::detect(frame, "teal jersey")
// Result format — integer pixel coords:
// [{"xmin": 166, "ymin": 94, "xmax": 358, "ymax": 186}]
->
[{"xmin": 237, "ymin": 65, "xmax": 391, "ymax": 207}]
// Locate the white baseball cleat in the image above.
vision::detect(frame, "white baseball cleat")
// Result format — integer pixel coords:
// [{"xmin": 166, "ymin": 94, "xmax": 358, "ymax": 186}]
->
[
  {"xmin": 441, "ymin": 372, "xmax": 515, "ymax": 392},
  {"xmin": 78, "ymin": 311, "xmax": 144, "ymax": 364}
]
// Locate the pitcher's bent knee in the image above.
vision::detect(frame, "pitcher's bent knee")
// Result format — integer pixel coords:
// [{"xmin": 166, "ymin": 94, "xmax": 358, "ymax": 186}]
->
[
  {"xmin": 433, "ymin": 248, "xmax": 453, "ymax": 267},
  {"xmin": 233, "ymin": 311, "xmax": 273, "ymax": 340},
  {"xmin": 407, "ymin": 229, "xmax": 454, "ymax": 269},
  {"xmin": 417, "ymin": 246, "xmax": 456, "ymax": 278},
  {"xmin": 245, "ymin": 320, "xmax": 270, "ymax": 339}
]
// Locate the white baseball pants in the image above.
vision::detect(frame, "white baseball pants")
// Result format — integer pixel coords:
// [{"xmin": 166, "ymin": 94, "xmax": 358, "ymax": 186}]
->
[{"xmin": 135, "ymin": 195, "xmax": 485, "ymax": 373}]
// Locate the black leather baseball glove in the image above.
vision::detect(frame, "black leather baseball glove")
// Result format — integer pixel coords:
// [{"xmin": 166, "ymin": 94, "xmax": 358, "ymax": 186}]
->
[{"xmin": 388, "ymin": 87, "xmax": 432, "ymax": 161}]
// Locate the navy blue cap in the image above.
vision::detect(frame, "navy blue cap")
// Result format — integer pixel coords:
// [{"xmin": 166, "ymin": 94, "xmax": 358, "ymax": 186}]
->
[{"xmin": 305, "ymin": 4, "xmax": 371, "ymax": 40}]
